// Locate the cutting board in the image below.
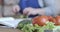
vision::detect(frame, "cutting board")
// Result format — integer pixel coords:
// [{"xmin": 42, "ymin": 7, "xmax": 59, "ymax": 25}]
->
[{"xmin": 0, "ymin": 27, "xmax": 22, "ymax": 32}]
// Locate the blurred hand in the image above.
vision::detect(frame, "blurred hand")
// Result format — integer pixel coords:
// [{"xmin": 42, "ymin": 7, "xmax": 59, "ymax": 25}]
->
[
  {"xmin": 23, "ymin": 7, "xmax": 39, "ymax": 16},
  {"xmin": 12, "ymin": 5, "xmax": 20, "ymax": 13}
]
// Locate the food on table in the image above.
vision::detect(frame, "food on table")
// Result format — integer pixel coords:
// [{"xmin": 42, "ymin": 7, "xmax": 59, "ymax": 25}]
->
[
  {"xmin": 47, "ymin": 16, "xmax": 56, "ymax": 23},
  {"xmin": 32, "ymin": 16, "xmax": 48, "ymax": 26},
  {"xmin": 55, "ymin": 16, "xmax": 60, "ymax": 25},
  {"xmin": 17, "ymin": 16, "xmax": 60, "ymax": 32},
  {"xmin": 17, "ymin": 20, "xmax": 55, "ymax": 32},
  {"xmin": 50, "ymin": 18, "xmax": 56, "ymax": 25},
  {"xmin": 48, "ymin": 16, "xmax": 53, "ymax": 21},
  {"xmin": 48, "ymin": 16, "xmax": 56, "ymax": 25},
  {"xmin": 32, "ymin": 16, "xmax": 60, "ymax": 26}
]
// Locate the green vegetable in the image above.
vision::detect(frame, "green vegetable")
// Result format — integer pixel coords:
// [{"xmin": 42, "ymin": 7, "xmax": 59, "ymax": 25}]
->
[
  {"xmin": 20, "ymin": 15, "xmax": 28, "ymax": 18},
  {"xmin": 44, "ymin": 22, "xmax": 55, "ymax": 30},
  {"xmin": 20, "ymin": 15, "xmax": 24, "ymax": 18},
  {"xmin": 19, "ymin": 20, "xmax": 32, "ymax": 24},
  {"xmin": 17, "ymin": 20, "xmax": 32, "ymax": 29},
  {"xmin": 34, "ymin": 24, "xmax": 44, "ymax": 32},
  {"xmin": 17, "ymin": 20, "xmax": 55, "ymax": 32},
  {"xmin": 22, "ymin": 24, "xmax": 35, "ymax": 32}
]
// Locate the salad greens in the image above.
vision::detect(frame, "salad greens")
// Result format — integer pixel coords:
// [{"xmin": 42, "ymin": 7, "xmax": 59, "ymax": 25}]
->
[
  {"xmin": 44, "ymin": 22, "xmax": 55, "ymax": 30},
  {"xmin": 17, "ymin": 20, "xmax": 32, "ymax": 29},
  {"xmin": 17, "ymin": 20, "xmax": 55, "ymax": 32}
]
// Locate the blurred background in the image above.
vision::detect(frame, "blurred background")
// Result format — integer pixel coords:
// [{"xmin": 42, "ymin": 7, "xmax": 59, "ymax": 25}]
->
[{"xmin": 0, "ymin": 0, "xmax": 20, "ymax": 17}]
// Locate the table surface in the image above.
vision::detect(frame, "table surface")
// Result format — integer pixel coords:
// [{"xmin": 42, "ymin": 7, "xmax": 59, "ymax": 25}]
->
[{"xmin": 0, "ymin": 27, "xmax": 22, "ymax": 32}]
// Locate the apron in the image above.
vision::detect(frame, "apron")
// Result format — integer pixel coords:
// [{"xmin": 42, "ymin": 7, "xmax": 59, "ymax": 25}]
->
[{"xmin": 19, "ymin": 0, "xmax": 41, "ymax": 18}]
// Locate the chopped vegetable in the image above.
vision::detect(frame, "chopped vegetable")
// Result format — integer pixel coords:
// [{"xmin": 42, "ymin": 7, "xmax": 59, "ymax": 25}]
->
[
  {"xmin": 44, "ymin": 22, "xmax": 55, "ymax": 30},
  {"xmin": 17, "ymin": 16, "xmax": 60, "ymax": 32},
  {"xmin": 17, "ymin": 20, "xmax": 55, "ymax": 32}
]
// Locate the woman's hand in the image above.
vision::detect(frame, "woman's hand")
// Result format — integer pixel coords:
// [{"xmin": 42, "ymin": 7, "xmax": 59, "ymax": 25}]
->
[
  {"xmin": 12, "ymin": 5, "xmax": 20, "ymax": 13},
  {"xmin": 23, "ymin": 7, "xmax": 39, "ymax": 15},
  {"xmin": 23, "ymin": 7, "xmax": 45, "ymax": 16}
]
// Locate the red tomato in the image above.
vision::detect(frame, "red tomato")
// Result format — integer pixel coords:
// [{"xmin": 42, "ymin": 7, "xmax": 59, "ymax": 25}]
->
[
  {"xmin": 32, "ymin": 16, "xmax": 39, "ymax": 25},
  {"xmin": 32, "ymin": 16, "xmax": 48, "ymax": 26},
  {"xmin": 51, "ymin": 18, "xmax": 56, "ymax": 25},
  {"xmin": 47, "ymin": 16, "xmax": 57, "ymax": 25},
  {"xmin": 55, "ymin": 16, "xmax": 60, "ymax": 25},
  {"xmin": 48, "ymin": 16, "xmax": 53, "ymax": 21}
]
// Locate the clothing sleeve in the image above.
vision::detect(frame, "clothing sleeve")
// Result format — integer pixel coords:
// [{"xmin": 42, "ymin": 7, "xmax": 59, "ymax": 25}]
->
[
  {"xmin": 38, "ymin": 0, "xmax": 57, "ymax": 16},
  {"xmin": 19, "ymin": 0, "xmax": 28, "ymax": 10}
]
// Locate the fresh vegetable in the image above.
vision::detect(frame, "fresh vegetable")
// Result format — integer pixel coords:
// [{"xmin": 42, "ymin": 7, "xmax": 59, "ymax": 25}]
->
[
  {"xmin": 48, "ymin": 16, "xmax": 53, "ymax": 21},
  {"xmin": 17, "ymin": 20, "xmax": 32, "ymax": 29},
  {"xmin": 17, "ymin": 21, "xmax": 55, "ymax": 32},
  {"xmin": 55, "ymin": 16, "xmax": 60, "ymax": 25},
  {"xmin": 48, "ymin": 18, "xmax": 56, "ymax": 25},
  {"xmin": 32, "ymin": 16, "xmax": 60, "ymax": 26},
  {"xmin": 44, "ymin": 22, "xmax": 55, "ymax": 30},
  {"xmin": 32, "ymin": 16, "xmax": 48, "ymax": 26},
  {"xmin": 32, "ymin": 16, "xmax": 39, "ymax": 25},
  {"xmin": 17, "ymin": 16, "xmax": 60, "ymax": 32},
  {"xmin": 47, "ymin": 16, "xmax": 56, "ymax": 23}
]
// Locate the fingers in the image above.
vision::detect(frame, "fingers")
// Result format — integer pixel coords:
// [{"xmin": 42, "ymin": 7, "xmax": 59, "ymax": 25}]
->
[
  {"xmin": 12, "ymin": 5, "xmax": 20, "ymax": 13},
  {"xmin": 23, "ymin": 7, "xmax": 33, "ymax": 15},
  {"xmin": 27, "ymin": 11, "xmax": 38, "ymax": 16},
  {"xmin": 23, "ymin": 8, "xmax": 38, "ymax": 16},
  {"xmin": 23, "ymin": 11, "xmax": 29, "ymax": 15},
  {"xmin": 23, "ymin": 8, "xmax": 29, "ymax": 15},
  {"xmin": 16, "ymin": 5, "xmax": 20, "ymax": 12},
  {"xmin": 12, "ymin": 6, "xmax": 39, "ymax": 16}
]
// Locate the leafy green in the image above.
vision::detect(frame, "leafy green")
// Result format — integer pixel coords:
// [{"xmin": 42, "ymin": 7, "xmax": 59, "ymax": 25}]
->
[
  {"xmin": 34, "ymin": 24, "xmax": 45, "ymax": 32},
  {"xmin": 17, "ymin": 20, "xmax": 32, "ymax": 29},
  {"xmin": 22, "ymin": 24, "xmax": 35, "ymax": 32},
  {"xmin": 17, "ymin": 21, "xmax": 55, "ymax": 32},
  {"xmin": 43, "ymin": 22, "xmax": 55, "ymax": 30}
]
